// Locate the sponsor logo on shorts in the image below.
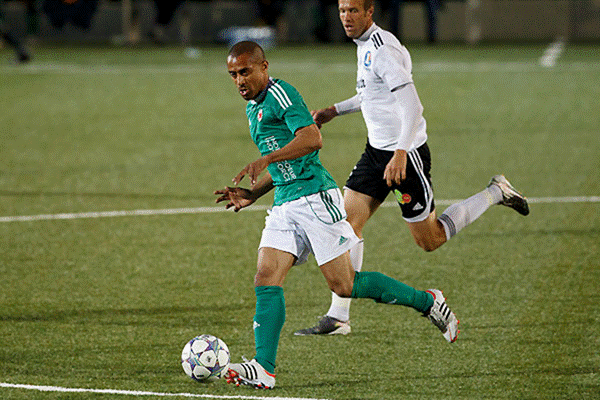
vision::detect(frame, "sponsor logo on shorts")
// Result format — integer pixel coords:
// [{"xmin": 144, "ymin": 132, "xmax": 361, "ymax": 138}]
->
[
  {"xmin": 413, "ymin": 202, "xmax": 424, "ymax": 211},
  {"xmin": 394, "ymin": 190, "xmax": 412, "ymax": 205},
  {"xmin": 339, "ymin": 236, "xmax": 349, "ymax": 245},
  {"xmin": 258, "ymin": 109, "xmax": 263, "ymax": 122}
]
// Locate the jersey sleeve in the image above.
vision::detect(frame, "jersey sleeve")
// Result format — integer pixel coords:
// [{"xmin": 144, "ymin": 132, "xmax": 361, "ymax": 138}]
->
[
  {"xmin": 373, "ymin": 43, "xmax": 413, "ymax": 92},
  {"xmin": 271, "ymin": 81, "xmax": 315, "ymax": 134}
]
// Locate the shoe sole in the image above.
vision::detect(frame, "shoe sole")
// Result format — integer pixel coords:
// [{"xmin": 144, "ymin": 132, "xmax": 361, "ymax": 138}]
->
[
  {"xmin": 225, "ymin": 369, "xmax": 274, "ymax": 389},
  {"xmin": 490, "ymin": 175, "xmax": 530, "ymax": 216},
  {"xmin": 294, "ymin": 324, "xmax": 351, "ymax": 336}
]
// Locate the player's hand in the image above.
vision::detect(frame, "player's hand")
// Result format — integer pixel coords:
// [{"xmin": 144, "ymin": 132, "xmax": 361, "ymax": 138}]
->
[
  {"xmin": 384, "ymin": 150, "xmax": 407, "ymax": 187},
  {"xmin": 310, "ymin": 106, "xmax": 337, "ymax": 129},
  {"xmin": 214, "ymin": 186, "xmax": 255, "ymax": 212},
  {"xmin": 232, "ymin": 157, "xmax": 269, "ymax": 186}
]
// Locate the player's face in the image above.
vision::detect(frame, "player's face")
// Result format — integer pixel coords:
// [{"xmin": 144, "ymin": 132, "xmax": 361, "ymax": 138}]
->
[
  {"xmin": 338, "ymin": 0, "xmax": 374, "ymax": 39},
  {"xmin": 227, "ymin": 53, "xmax": 270, "ymax": 101}
]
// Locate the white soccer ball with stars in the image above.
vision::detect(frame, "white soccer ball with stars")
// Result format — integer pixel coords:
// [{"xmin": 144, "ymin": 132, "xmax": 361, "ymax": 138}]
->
[{"xmin": 181, "ymin": 334, "xmax": 230, "ymax": 381}]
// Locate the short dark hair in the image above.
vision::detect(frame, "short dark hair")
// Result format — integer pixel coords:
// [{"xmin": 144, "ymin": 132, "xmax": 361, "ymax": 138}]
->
[
  {"xmin": 363, "ymin": 0, "xmax": 374, "ymax": 10},
  {"xmin": 228, "ymin": 41, "xmax": 266, "ymax": 63}
]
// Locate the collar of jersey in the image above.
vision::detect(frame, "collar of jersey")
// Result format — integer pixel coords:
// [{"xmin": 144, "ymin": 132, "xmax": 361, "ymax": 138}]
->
[
  {"xmin": 249, "ymin": 78, "xmax": 275, "ymax": 105},
  {"xmin": 354, "ymin": 23, "xmax": 379, "ymax": 44}
]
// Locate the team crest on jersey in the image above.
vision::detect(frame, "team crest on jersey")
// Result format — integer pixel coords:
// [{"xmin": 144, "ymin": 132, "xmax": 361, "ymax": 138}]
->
[
  {"xmin": 258, "ymin": 109, "xmax": 263, "ymax": 122},
  {"xmin": 364, "ymin": 51, "xmax": 372, "ymax": 67}
]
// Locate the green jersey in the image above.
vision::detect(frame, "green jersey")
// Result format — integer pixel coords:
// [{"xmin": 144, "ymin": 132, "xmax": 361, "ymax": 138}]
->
[{"xmin": 246, "ymin": 78, "xmax": 337, "ymax": 206}]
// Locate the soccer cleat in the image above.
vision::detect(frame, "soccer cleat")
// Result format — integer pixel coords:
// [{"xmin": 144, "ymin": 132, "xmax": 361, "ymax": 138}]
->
[
  {"xmin": 425, "ymin": 289, "xmax": 459, "ymax": 343},
  {"xmin": 293, "ymin": 315, "xmax": 351, "ymax": 336},
  {"xmin": 487, "ymin": 174, "xmax": 530, "ymax": 216},
  {"xmin": 225, "ymin": 358, "xmax": 276, "ymax": 389}
]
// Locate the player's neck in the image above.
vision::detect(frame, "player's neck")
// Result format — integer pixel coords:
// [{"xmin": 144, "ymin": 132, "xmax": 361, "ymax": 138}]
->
[{"xmin": 355, "ymin": 22, "xmax": 376, "ymax": 42}]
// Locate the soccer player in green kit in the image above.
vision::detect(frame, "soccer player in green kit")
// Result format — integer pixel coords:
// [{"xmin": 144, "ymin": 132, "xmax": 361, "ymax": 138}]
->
[{"xmin": 214, "ymin": 41, "xmax": 458, "ymax": 389}]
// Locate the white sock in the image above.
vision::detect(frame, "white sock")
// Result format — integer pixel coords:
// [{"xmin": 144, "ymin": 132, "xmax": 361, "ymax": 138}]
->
[
  {"xmin": 438, "ymin": 186, "xmax": 502, "ymax": 240},
  {"xmin": 326, "ymin": 240, "xmax": 364, "ymax": 322},
  {"xmin": 349, "ymin": 239, "xmax": 364, "ymax": 272}
]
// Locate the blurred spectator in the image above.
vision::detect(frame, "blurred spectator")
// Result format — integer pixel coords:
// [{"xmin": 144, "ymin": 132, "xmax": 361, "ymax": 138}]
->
[
  {"xmin": 314, "ymin": 0, "xmax": 336, "ymax": 43},
  {"xmin": 257, "ymin": 0, "xmax": 285, "ymax": 27},
  {"xmin": 149, "ymin": 0, "xmax": 185, "ymax": 44},
  {"xmin": 0, "ymin": 0, "xmax": 31, "ymax": 62},
  {"xmin": 384, "ymin": 0, "xmax": 443, "ymax": 43},
  {"xmin": 42, "ymin": 0, "xmax": 99, "ymax": 30},
  {"xmin": 24, "ymin": 0, "xmax": 39, "ymax": 42}
]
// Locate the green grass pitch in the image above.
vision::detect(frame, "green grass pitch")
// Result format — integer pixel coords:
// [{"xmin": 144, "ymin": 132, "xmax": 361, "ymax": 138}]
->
[{"xmin": 1, "ymin": 42, "xmax": 599, "ymax": 399}]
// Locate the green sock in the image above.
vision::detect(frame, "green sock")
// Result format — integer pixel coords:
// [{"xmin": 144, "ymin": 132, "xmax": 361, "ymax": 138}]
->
[
  {"xmin": 350, "ymin": 271, "xmax": 433, "ymax": 313},
  {"xmin": 253, "ymin": 286, "xmax": 285, "ymax": 374}
]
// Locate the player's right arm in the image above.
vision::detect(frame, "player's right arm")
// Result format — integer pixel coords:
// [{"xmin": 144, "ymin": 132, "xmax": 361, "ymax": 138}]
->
[{"xmin": 311, "ymin": 93, "xmax": 361, "ymax": 128}]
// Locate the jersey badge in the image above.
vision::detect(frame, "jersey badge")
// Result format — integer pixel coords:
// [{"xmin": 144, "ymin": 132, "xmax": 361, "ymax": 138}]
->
[{"xmin": 363, "ymin": 51, "xmax": 372, "ymax": 67}]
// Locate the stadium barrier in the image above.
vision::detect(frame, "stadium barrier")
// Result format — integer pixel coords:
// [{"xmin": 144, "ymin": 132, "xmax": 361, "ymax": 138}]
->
[{"xmin": 1, "ymin": 0, "xmax": 599, "ymax": 43}]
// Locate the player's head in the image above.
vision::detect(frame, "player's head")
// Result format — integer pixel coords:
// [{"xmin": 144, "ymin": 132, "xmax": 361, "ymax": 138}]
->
[
  {"xmin": 227, "ymin": 41, "xmax": 270, "ymax": 101},
  {"xmin": 338, "ymin": 0, "xmax": 374, "ymax": 39}
]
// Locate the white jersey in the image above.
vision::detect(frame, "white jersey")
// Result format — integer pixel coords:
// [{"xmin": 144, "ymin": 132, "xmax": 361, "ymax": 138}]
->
[{"xmin": 354, "ymin": 24, "xmax": 427, "ymax": 151}]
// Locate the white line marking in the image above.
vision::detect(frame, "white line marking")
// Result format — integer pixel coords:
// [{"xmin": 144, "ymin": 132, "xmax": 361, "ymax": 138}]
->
[
  {"xmin": 0, "ymin": 205, "xmax": 266, "ymax": 223},
  {"xmin": 0, "ymin": 197, "xmax": 598, "ymax": 223},
  {"xmin": 0, "ymin": 382, "xmax": 328, "ymax": 400},
  {"xmin": 539, "ymin": 37, "xmax": 566, "ymax": 68}
]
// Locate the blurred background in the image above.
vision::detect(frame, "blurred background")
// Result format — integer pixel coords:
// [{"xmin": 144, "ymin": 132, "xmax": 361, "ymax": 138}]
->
[{"xmin": 1, "ymin": 0, "xmax": 600, "ymax": 54}]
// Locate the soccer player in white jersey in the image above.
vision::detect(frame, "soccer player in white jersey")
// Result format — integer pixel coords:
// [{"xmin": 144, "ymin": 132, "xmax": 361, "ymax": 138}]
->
[{"xmin": 295, "ymin": 0, "xmax": 529, "ymax": 336}]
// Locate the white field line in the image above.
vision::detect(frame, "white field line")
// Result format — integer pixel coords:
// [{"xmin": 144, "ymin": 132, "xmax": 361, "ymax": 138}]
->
[
  {"xmin": 1, "ymin": 61, "xmax": 600, "ymax": 75},
  {"xmin": 0, "ymin": 196, "xmax": 598, "ymax": 223},
  {"xmin": 0, "ymin": 382, "xmax": 328, "ymax": 400}
]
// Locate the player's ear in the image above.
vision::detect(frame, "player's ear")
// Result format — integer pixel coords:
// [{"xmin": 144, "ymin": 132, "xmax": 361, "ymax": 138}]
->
[{"xmin": 261, "ymin": 60, "xmax": 269, "ymax": 72}]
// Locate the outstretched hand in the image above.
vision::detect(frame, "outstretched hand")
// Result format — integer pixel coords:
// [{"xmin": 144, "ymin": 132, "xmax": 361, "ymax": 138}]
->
[
  {"xmin": 311, "ymin": 106, "xmax": 337, "ymax": 129},
  {"xmin": 214, "ymin": 186, "xmax": 255, "ymax": 212},
  {"xmin": 232, "ymin": 157, "xmax": 269, "ymax": 186}
]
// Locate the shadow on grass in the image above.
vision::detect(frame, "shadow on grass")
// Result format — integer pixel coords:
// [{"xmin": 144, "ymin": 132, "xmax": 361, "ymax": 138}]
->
[{"xmin": 0, "ymin": 304, "xmax": 251, "ymax": 324}]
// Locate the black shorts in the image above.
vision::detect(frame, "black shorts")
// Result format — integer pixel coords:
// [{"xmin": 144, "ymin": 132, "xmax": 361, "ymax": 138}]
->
[{"xmin": 344, "ymin": 142, "xmax": 435, "ymax": 222}]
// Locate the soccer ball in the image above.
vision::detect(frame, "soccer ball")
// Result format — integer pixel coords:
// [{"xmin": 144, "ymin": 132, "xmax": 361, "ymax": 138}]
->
[{"xmin": 181, "ymin": 334, "xmax": 230, "ymax": 381}]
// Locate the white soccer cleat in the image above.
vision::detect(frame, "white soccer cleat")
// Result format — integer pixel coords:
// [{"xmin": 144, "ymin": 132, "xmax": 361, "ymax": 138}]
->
[
  {"xmin": 487, "ymin": 174, "xmax": 530, "ymax": 216},
  {"xmin": 225, "ymin": 358, "xmax": 276, "ymax": 389},
  {"xmin": 425, "ymin": 289, "xmax": 459, "ymax": 343}
]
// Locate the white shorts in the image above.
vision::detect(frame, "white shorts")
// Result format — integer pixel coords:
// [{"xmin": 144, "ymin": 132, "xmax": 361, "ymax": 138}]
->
[{"xmin": 259, "ymin": 188, "xmax": 360, "ymax": 266}]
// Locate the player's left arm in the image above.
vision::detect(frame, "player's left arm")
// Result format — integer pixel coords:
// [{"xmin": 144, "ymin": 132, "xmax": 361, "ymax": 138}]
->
[
  {"xmin": 384, "ymin": 83, "xmax": 423, "ymax": 186},
  {"xmin": 233, "ymin": 124, "xmax": 322, "ymax": 186},
  {"xmin": 375, "ymin": 44, "xmax": 424, "ymax": 186}
]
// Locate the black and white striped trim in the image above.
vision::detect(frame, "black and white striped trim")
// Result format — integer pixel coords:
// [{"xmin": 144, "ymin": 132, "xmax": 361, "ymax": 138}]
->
[
  {"xmin": 438, "ymin": 214, "xmax": 456, "ymax": 238},
  {"xmin": 371, "ymin": 32, "xmax": 384, "ymax": 49},
  {"xmin": 407, "ymin": 148, "xmax": 434, "ymax": 213},
  {"xmin": 240, "ymin": 363, "xmax": 259, "ymax": 381},
  {"xmin": 438, "ymin": 301, "xmax": 453, "ymax": 322}
]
